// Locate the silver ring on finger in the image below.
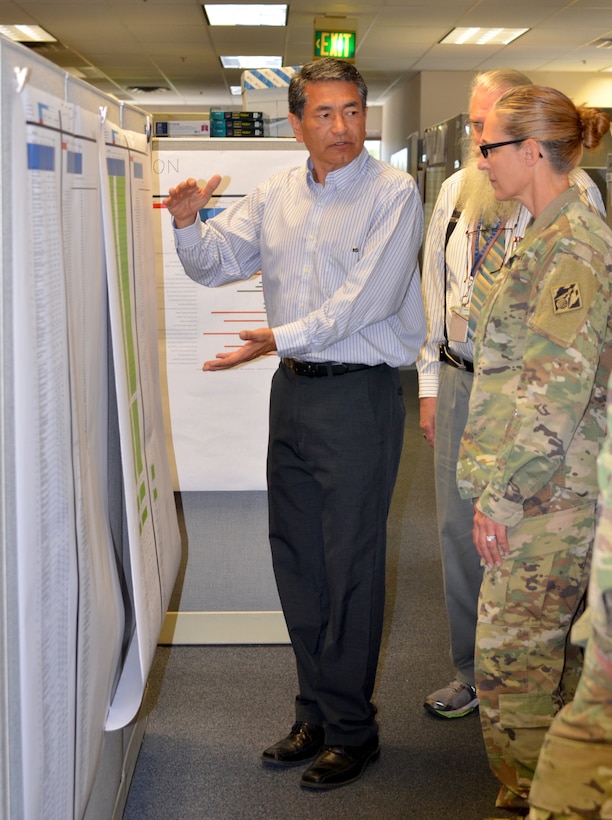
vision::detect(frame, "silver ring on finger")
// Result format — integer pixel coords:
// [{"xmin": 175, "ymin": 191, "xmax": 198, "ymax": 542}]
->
[{"xmin": 485, "ymin": 535, "xmax": 497, "ymax": 542}]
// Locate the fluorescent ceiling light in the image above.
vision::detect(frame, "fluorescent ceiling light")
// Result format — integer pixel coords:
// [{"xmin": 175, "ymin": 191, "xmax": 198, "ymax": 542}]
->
[
  {"xmin": 230, "ymin": 86, "xmax": 242, "ymax": 95},
  {"xmin": 204, "ymin": 5, "xmax": 287, "ymax": 26},
  {"xmin": 128, "ymin": 86, "xmax": 171, "ymax": 94},
  {"xmin": 220, "ymin": 55, "xmax": 282, "ymax": 69},
  {"xmin": 440, "ymin": 27, "xmax": 528, "ymax": 46},
  {"xmin": 0, "ymin": 24, "xmax": 56, "ymax": 42}
]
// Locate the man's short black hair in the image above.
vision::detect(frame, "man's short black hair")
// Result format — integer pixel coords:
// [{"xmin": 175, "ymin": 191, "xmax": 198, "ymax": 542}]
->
[{"xmin": 288, "ymin": 58, "xmax": 368, "ymax": 119}]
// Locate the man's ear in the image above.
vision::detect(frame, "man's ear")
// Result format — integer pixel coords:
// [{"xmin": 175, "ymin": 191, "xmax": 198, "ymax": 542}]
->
[{"xmin": 288, "ymin": 112, "xmax": 303, "ymax": 143}]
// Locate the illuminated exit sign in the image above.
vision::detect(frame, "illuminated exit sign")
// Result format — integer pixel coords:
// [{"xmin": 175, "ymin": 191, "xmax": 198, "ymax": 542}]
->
[
  {"xmin": 313, "ymin": 18, "xmax": 357, "ymax": 61},
  {"xmin": 314, "ymin": 29, "xmax": 356, "ymax": 60}
]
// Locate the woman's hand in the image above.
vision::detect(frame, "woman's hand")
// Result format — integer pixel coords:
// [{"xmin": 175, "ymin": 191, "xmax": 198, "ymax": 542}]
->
[{"xmin": 472, "ymin": 505, "xmax": 509, "ymax": 568}]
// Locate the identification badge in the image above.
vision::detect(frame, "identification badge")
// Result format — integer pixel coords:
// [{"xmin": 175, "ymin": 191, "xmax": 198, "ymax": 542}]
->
[{"xmin": 449, "ymin": 307, "xmax": 468, "ymax": 343}]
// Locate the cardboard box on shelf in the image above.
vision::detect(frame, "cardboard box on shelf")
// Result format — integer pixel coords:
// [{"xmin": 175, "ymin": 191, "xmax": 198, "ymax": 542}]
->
[
  {"xmin": 154, "ymin": 120, "xmax": 210, "ymax": 138},
  {"xmin": 210, "ymin": 120, "xmax": 268, "ymax": 137},
  {"xmin": 209, "ymin": 110, "xmax": 266, "ymax": 121},
  {"xmin": 241, "ymin": 66, "xmax": 301, "ymax": 138}
]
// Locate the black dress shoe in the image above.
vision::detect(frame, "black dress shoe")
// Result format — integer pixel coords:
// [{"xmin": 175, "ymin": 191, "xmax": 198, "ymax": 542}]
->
[
  {"xmin": 300, "ymin": 736, "xmax": 380, "ymax": 789},
  {"xmin": 262, "ymin": 722, "xmax": 325, "ymax": 767}
]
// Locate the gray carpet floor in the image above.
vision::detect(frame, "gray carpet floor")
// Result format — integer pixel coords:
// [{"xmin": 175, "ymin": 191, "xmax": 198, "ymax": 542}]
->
[{"xmin": 123, "ymin": 370, "xmax": 502, "ymax": 819}]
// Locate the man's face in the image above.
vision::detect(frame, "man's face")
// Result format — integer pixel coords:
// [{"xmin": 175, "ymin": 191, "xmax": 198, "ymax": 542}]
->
[
  {"xmin": 288, "ymin": 80, "xmax": 367, "ymax": 183},
  {"xmin": 468, "ymin": 86, "xmax": 504, "ymax": 150}
]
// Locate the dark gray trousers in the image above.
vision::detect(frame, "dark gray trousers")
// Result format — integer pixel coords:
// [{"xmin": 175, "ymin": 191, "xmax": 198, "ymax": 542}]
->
[
  {"xmin": 267, "ymin": 362, "xmax": 405, "ymax": 746},
  {"xmin": 434, "ymin": 363, "xmax": 483, "ymax": 686}
]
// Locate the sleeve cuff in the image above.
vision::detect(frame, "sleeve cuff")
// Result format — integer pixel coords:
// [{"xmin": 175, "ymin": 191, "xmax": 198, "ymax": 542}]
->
[
  {"xmin": 173, "ymin": 215, "xmax": 202, "ymax": 248},
  {"xmin": 270, "ymin": 321, "xmax": 308, "ymax": 358},
  {"xmin": 477, "ymin": 489, "xmax": 524, "ymax": 528}
]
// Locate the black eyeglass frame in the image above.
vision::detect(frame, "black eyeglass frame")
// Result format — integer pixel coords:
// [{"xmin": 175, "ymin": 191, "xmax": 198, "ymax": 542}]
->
[{"xmin": 479, "ymin": 138, "xmax": 527, "ymax": 158}]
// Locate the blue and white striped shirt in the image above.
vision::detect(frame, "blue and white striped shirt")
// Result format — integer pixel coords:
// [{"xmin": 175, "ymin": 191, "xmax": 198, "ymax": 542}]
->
[{"xmin": 173, "ymin": 147, "xmax": 426, "ymax": 368}]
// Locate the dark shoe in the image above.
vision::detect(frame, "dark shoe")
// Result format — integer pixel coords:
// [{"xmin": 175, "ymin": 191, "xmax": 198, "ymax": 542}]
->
[
  {"xmin": 300, "ymin": 737, "xmax": 380, "ymax": 789},
  {"xmin": 262, "ymin": 722, "xmax": 325, "ymax": 767}
]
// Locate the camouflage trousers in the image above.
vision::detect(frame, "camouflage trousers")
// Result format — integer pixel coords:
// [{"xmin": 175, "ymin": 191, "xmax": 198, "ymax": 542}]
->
[
  {"xmin": 527, "ymin": 640, "xmax": 612, "ymax": 819},
  {"xmin": 475, "ymin": 503, "xmax": 595, "ymax": 812},
  {"xmin": 527, "ymin": 495, "xmax": 612, "ymax": 819}
]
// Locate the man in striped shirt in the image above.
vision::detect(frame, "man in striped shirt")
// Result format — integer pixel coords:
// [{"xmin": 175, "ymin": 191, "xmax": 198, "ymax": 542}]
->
[
  {"xmin": 416, "ymin": 69, "xmax": 605, "ymax": 722},
  {"xmin": 164, "ymin": 58, "xmax": 425, "ymax": 790}
]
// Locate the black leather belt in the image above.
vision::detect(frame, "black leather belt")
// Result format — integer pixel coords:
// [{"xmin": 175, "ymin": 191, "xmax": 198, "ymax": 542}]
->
[
  {"xmin": 282, "ymin": 358, "xmax": 376, "ymax": 378},
  {"xmin": 440, "ymin": 344, "xmax": 474, "ymax": 373}
]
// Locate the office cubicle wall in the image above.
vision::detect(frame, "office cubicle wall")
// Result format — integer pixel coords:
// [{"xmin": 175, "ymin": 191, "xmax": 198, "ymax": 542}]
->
[{"xmin": 0, "ymin": 37, "xmax": 180, "ymax": 819}]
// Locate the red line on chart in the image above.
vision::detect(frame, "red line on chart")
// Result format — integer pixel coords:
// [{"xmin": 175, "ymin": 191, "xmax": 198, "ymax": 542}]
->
[{"xmin": 223, "ymin": 347, "xmax": 276, "ymax": 354}]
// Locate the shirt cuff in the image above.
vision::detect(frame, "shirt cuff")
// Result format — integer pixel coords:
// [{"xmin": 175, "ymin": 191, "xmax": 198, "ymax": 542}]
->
[
  {"xmin": 173, "ymin": 215, "xmax": 202, "ymax": 248},
  {"xmin": 270, "ymin": 320, "xmax": 309, "ymax": 358},
  {"xmin": 416, "ymin": 367, "xmax": 440, "ymax": 398}
]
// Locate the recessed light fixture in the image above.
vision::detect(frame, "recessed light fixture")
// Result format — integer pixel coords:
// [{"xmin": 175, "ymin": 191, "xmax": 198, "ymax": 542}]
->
[
  {"xmin": 127, "ymin": 86, "xmax": 171, "ymax": 94},
  {"xmin": 230, "ymin": 85, "xmax": 242, "ymax": 95},
  {"xmin": 220, "ymin": 55, "xmax": 283, "ymax": 69},
  {"xmin": 439, "ymin": 27, "xmax": 528, "ymax": 46},
  {"xmin": 0, "ymin": 24, "xmax": 56, "ymax": 43},
  {"xmin": 203, "ymin": 5, "xmax": 288, "ymax": 26}
]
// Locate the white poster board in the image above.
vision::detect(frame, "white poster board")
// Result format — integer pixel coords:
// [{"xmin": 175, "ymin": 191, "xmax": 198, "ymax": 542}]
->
[
  {"xmin": 4, "ymin": 54, "xmax": 180, "ymax": 817},
  {"xmin": 100, "ymin": 119, "xmax": 181, "ymax": 730},
  {"xmin": 152, "ymin": 139, "xmax": 307, "ymax": 491}
]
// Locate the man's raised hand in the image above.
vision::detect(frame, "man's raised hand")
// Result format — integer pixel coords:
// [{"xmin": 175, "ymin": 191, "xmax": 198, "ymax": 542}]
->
[{"xmin": 163, "ymin": 175, "xmax": 223, "ymax": 228}]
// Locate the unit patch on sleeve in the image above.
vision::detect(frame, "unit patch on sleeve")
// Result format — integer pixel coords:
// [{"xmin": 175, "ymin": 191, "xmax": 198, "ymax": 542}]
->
[
  {"xmin": 552, "ymin": 282, "xmax": 582, "ymax": 314},
  {"xmin": 529, "ymin": 255, "xmax": 598, "ymax": 347}
]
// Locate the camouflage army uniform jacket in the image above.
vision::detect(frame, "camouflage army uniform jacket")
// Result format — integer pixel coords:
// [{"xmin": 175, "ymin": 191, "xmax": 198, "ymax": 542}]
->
[{"xmin": 457, "ymin": 186, "xmax": 612, "ymax": 529}]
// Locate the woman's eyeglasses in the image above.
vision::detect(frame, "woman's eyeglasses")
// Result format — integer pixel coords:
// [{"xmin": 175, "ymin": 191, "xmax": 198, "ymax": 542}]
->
[{"xmin": 479, "ymin": 138, "xmax": 527, "ymax": 158}]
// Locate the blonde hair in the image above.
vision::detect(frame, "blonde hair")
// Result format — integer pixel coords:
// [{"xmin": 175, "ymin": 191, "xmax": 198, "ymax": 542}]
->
[{"xmin": 494, "ymin": 85, "xmax": 610, "ymax": 173}]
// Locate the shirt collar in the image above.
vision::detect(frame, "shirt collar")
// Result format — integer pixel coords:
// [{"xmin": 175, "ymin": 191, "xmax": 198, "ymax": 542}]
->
[
  {"xmin": 529, "ymin": 186, "xmax": 579, "ymax": 236},
  {"xmin": 306, "ymin": 147, "xmax": 369, "ymax": 189}
]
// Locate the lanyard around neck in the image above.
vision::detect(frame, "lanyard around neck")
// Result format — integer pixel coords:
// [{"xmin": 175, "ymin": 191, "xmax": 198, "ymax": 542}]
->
[{"xmin": 469, "ymin": 219, "xmax": 506, "ymax": 278}]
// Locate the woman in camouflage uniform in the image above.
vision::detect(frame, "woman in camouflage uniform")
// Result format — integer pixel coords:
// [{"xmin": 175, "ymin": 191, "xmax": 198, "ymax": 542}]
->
[{"xmin": 456, "ymin": 86, "xmax": 612, "ymax": 815}]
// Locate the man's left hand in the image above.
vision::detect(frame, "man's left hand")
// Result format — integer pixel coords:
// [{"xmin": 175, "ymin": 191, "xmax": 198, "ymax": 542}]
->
[{"xmin": 203, "ymin": 328, "xmax": 277, "ymax": 371}]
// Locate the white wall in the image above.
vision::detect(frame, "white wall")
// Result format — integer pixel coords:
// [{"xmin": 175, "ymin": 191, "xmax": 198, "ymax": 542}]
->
[{"xmin": 380, "ymin": 73, "xmax": 420, "ymax": 164}]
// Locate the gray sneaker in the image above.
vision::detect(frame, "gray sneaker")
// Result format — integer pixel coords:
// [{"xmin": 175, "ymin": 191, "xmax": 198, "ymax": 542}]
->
[{"xmin": 423, "ymin": 680, "xmax": 478, "ymax": 718}]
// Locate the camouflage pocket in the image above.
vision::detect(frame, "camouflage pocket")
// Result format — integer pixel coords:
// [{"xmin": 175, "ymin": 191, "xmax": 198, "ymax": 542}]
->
[
  {"xmin": 529, "ymin": 731, "xmax": 612, "ymax": 818},
  {"xmin": 510, "ymin": 503, "xmax": 595, "ymax": 559},
  {"xmin": 481, "ymin": 551, "xmax": 556, "ymax": 626},
  {"xmin": 499, "ymin": 692, "xmax": 556, "ymax": 729}
]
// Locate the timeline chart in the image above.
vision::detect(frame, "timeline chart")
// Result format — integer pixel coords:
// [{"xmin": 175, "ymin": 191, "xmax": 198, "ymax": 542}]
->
[{"xmin": 153, "ymin": 144, "xmax": 307, "ymax": 490}]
